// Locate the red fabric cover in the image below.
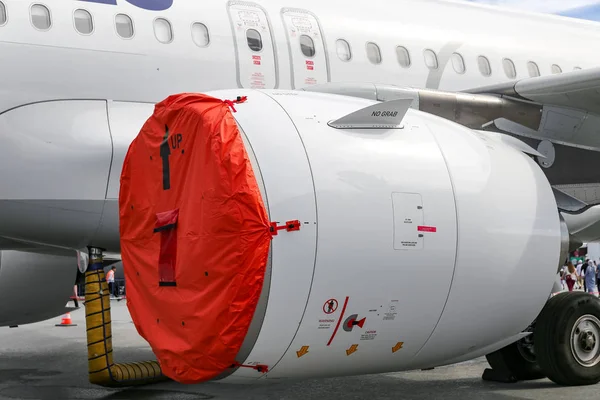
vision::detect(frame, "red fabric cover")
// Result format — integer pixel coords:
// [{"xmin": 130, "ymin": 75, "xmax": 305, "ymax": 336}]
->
[{"xmin": 118, "ymin": 93, "xmax": 271, "ymax": 384}]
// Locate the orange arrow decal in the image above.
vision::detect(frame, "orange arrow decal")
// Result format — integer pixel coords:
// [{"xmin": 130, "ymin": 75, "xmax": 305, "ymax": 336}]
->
[
  {"xmin": 346, "ymin": 344, "xmax": 358, "ymax": 356},
  {"xmin": 392, "ymin": 342, "xmax": 404, "ymax": 353},
  {"xmin": 296, "ymin": 345, "xmax": 309, "ymax": 358}
]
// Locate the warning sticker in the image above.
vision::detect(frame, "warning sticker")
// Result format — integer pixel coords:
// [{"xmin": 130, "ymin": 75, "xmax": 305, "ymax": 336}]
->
[
  {"xmin": 323, "ymin": 299, "xmax": 338, "ymax": 314},
  {"xmin": 318, "ymin": 318, "xmax": 335, "ymax": 330},
  {"xmin": 360, "ymin": 330, "xmax": 377, "ymax": 341},
  {"xmin": 383, "ymin": 300, "xmax": 399, "ymax": 321}
]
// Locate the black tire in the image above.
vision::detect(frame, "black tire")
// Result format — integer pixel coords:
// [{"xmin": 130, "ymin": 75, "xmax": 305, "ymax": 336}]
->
[
  {"xmin": 534, "ymin": 291, "xmax": 600, "ymax": 386},
  {"xmin": 486, "ymin": 340, "xmax": 545, "ymax": 381}
]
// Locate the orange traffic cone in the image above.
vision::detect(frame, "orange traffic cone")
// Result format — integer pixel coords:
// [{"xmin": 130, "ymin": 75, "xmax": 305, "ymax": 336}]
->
[{"xmin": 55, "ymin": 312, "xmax": 77, "ymax": 327}]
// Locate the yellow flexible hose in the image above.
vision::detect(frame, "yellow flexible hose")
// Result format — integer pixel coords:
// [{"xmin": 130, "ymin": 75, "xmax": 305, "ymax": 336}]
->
[{"xmin": 84, "ymin": 254, "xmax": 168, "ymax": 387}]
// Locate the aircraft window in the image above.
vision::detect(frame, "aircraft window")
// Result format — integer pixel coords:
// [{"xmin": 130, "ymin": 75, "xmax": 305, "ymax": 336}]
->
[
  {"xmin": 366, "ymin": 42, "xmax": 382, "ymax": 64},
  {"xmin": 336, "ymin": 39, "xmax": 352, "ymax": 61},
  {"xmin": 423, "ymin": 49, "xmax": 438, "ymax": 70},
  {"xmin": 300, "ymin": 34, "xmax": 316, "ymax": 57},
  {"xmin": 31, "ymin": 4, "xmax": 51, "ymax": 31},
  {"xmin": 74, "ymin": 9, "xmax": 93, "ymax": 35},
  {"xmin": 551, "ymin": 64, "xmax": 562, "ymax": 74},
  {"xmin": 246, "ymin": 28, "xmax": 262, "ymax": 52},
  {"xmin": 574, "ymin": 66, "xmax": 582, "ymax": 70},
  {"xmin": 191, "ymin": 22, "xmax": 210, "ymax": 47},
  {"xmin": 477, "ymin": 55, "xmax": 491, "ymax": 76},
  {"xmin": 396, "ymin": 46, "xmax": 411, "ymax": 68},
  {"xmin": 502, "ymin": 58, "xmax": 517, "ymax": 79},
  {"xmin": 451, "ymin": 52, "xmax": 465, "ymax": 74},
  {"xmin": 154, "ymin": 18, "xmax": 173, "ymax": 44},
  {"xmin": 115, "ymin": 13, "xmax": 134, "ymax": 39},
  {"xmin": 0, "ymin": 1, "xmax": 6, "ymax": 26},
  {"xmin": 527, "ymin": 61, "xmax": 540, "ymax": 77}
]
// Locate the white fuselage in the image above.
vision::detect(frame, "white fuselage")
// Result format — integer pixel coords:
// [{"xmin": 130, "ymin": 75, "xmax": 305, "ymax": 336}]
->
[{"xmin": 0, "ymin": 0, "xmax": 599, "ymax": 116}]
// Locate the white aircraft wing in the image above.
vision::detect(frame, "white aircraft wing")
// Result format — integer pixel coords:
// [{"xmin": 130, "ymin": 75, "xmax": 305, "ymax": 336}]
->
[{"xmin": 466, "ymin": 66, "xmax": 600, "ymax": 115}]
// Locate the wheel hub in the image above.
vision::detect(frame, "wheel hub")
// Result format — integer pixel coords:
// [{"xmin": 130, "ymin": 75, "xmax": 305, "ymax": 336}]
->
[
  {"xmin": 571, "ymin": 315, "xmax": 600, "ymax": 367},
  {"xmin": 517, "ymin": 334, "xmax": 536, "ymax": 363}
]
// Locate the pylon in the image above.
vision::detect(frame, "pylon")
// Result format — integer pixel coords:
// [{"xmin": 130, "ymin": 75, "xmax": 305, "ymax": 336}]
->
[{"xmin": 55, "ymin": 312, "xmax": 77, "ymax": 327}]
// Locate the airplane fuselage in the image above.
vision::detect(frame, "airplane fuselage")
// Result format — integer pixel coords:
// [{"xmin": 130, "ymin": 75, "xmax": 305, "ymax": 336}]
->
[{"xmin": 1, "ymin": 0, "xmax": 600, "ymax": 114}]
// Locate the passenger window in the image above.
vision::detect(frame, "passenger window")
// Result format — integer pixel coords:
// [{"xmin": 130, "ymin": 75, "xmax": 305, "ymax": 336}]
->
[
  {"xmin": 366, "ymin": 42, "xmax": 382, "ymax": 64},
  {"xmin": 246, "ymin": 28, "xmax": 262, "ymax": 52},
  {"xmin": 527, "ymin": 61, "xmax": 540, "ymax": 77},
  {"xmin": 74, "ymin": 9, "xmax": 93, "ymax": 35},
  {"xmin": 336, "ymin": 39, "xmax": 351, "ymax": 61},
  {"xmin": 31, "ymin": 4, "xmax": 51, "ymax": 30},
  {"xmin": 396, "ymin": 46, "xmax": 411, "ymax": 68},
  {"xmin": 551, "ymin": 64, "xmax": 562, "ymax": 74},
  {"xmin": 478, "ymin": 55, "xmax": 491, "ymax": 76},
  {"xmin": 300, "ymin": 34, "xmax": 315, "ymax": 57},
  {"xmin": 0, "ymin": 1, "xmax": 6, "ymax": 26},
  {"xmin": 451, "ymin": 52, "xmax": 465, "ymax": 74},
  {"xmin": 191, "ymin": 22, "xmax": 210, "ymax": 47},
  {"xmin": 503, "ymin": 58, "xmax": 517, "ymax": 79},
  {"xmin": 115, "ymin": 13, "xmax": 134, "ymax": 39},
  {"xmin": 154, "ymin": 18, "xmax": 173, "ymax": 44},
  {"xmin": 423, "ymin": 49, "xmax": 438, "ymax": 70}
]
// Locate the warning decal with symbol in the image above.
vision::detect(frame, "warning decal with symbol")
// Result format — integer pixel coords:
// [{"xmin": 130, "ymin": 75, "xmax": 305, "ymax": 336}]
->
[{"xmin": 323, "ymin": 299, "xmax": 338, "ymax": 314}]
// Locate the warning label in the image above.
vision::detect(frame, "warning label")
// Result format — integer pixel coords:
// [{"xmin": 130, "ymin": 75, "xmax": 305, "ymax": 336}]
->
[
  {"xmin": 323, "ymin": 299, "xmax": 338, "ymax": 314},
  {"xmin": 318, "ymin": 318, "xmax": 335, "ymax": 330},
  {"xmin": 360, "ymin": 330, "xmax": 377, "ymax": 341},
  {"xmin": 384, "ymin": 300, "xmax": 399, "ymax": 321},
  {"xmin": 251, "ymin": 72, "xmax": 266, "ymax": 89}
]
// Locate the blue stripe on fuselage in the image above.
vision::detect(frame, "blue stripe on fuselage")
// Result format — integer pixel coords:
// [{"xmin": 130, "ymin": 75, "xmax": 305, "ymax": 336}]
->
[{"xmin": 78, "ymin": 0, "xmax": 173, "ymax": 11}]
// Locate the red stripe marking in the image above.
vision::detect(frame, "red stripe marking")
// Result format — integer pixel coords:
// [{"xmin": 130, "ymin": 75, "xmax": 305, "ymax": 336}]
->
[
  {"xmin": 327, "ymin": 296, "xmax": 349, "ymax": 346},
  {"xmin": 418, "ymin": 226, "xmax": 437, "ymax": 233}
]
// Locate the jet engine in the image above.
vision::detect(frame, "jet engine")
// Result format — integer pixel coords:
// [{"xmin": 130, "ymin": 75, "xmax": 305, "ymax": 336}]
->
[{"xmin": 117, "ymin": 89, "xmax": 568, "ymax": 384}]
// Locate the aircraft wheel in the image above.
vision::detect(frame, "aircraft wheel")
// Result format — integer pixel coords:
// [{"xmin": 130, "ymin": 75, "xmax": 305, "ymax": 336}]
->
[
  {"xmin": 534, "ymin": 291, "xmax": 600, "ymax": 386},
  {"xmin": 485, "ymin": 335, "xmax": 545, "ymax": 381}
]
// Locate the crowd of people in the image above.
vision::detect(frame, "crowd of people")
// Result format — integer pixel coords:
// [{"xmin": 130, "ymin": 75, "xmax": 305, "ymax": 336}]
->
[{"xmin": 560, "ymin": 258, "xmax": 600, "ymax": 295}]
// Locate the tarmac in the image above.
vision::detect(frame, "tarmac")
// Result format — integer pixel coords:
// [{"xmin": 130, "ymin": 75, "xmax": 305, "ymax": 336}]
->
[{"xmin": 1, "ymin": 300, "xmax": 599, "ymax": 400}]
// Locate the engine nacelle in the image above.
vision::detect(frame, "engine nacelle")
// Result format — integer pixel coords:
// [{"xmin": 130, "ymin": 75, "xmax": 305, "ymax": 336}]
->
[
  {"xmin": 120, "ymin": 89, "xmax": 565, "ymax": 383},
  {"xmin": 0, "ymin": 249, "xmax": 76, "ymax": 327}
]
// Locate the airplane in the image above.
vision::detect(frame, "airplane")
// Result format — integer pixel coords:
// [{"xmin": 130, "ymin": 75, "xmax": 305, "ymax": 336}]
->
[{"xmin": 1, "ymin": 0, "xmax": 600, "ymax": 388}]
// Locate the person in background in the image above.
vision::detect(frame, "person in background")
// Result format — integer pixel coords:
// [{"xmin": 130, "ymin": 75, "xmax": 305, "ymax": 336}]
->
[
  {"xmin": 582, "ymin": 259, "xmax": 590, "ymax": 292},
  {"xmin": 596, "ymin": 261, "xmax": 600, "ymax": 289},
  {"xmin": 576, "ymin": 260, "xmax": 584, "ymax": 289},
  {"xmin": 72, "ymin": 267, "xmax": 85, "ymax": 308},
  {"xmin": 106, "ymin": 266, "xmax": 116, "ymax": 298},
  {"xmin": 586, "ymin": 260, "xmax": 598, "ymax": 297},
  {"xmin": 565, "ymin": 262, "xmax": 578, "ymax": 292}
]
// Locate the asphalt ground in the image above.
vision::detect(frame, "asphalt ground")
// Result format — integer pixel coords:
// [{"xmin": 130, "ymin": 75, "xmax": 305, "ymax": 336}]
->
[{"xmin": 0, "ymin": 300, "xmax": 598, "ymax": 400}]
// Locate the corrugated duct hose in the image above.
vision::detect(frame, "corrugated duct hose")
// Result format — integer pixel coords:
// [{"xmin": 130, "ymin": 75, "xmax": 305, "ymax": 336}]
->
[{"xmin": 84, "ymin": 247, "xmax": 169, "ymax": 387}]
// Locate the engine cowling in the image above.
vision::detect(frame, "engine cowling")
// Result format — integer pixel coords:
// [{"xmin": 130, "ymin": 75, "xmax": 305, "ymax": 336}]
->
[
  {"xmin": 0, "ymin": 248, "xmax": 76, "ymax": 327},
  {"xmin": 120, "ymin": 89, "xmax": 564, "ymax": 383}
]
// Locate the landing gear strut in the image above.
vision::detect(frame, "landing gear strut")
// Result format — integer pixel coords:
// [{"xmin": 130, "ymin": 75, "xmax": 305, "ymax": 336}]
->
[{"xmin": 483, "ymin": 292, "xmax": 600, "ymax": 386}]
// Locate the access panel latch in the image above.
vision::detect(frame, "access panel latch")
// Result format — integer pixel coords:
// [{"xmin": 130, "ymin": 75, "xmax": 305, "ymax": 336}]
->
[{"xmin": 269, "ymin": 220, "xmax": 301, "ymax": 237}]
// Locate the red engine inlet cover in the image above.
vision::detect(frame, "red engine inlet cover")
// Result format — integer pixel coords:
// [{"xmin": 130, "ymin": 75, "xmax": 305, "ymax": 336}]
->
[{"xmin": 118, "ymin": 93, "xmax": 271, "ymax": 384}]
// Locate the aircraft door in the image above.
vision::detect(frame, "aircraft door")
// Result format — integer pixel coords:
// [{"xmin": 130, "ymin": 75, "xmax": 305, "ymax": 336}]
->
[
  {"xmin": 227, "ymin": 1, "xmax": 279, "ymax": 89},
  {"xmin": 281, "ymin": 8, "xmax": 330, "ymax": 89}
]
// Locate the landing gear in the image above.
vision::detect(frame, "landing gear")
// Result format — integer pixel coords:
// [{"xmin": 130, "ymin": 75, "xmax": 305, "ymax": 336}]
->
[
  {"xmin": 484, "ymin": 292, "xmax": 600, "ymax": 386},
  {"xmin": 534, "ymin": 291, "xmax": 600, "ymax": 386},
  {"xmin": 483, "ymin": 324, "xmax": 545, "ymax": 383}
]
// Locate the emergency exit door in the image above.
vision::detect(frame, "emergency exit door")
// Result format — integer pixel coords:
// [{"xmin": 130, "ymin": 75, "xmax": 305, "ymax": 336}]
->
[
  {"xmin": 227, "ymin": 1, "xmax": 279, "ymax": 89},
  {"xmin": 281, "ymin": 8, "xmax": 330, "ymax": 89}
]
